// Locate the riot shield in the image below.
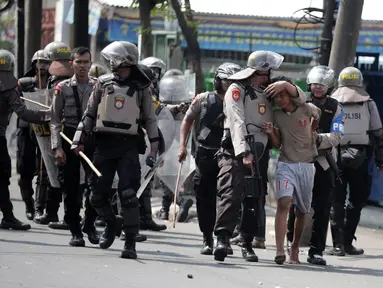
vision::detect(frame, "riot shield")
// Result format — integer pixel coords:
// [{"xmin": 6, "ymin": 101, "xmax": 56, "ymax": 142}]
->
[
  {"xmin": 157, "ymin": 105, "xmax": 176, "ymax": 154},
  {"xmin": 155, "ymin": 73, "xmax": 196, "ymax": 193},
  {"xmin": 22, "ymin": 91, "xmax": 60, "ymax": 188},
  {"xmin": 159, "ymin": 73, "xmax": 196, "ymax": 104},
  {"xmin": 6, "ymin": 112, "xmax": 17, "ymax": 157}
]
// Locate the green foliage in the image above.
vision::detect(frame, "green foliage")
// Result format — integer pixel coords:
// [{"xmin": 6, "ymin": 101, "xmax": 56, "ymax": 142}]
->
[{"xmin": 0, "ymin": 14, "xmax": 14, "ymax": 51}]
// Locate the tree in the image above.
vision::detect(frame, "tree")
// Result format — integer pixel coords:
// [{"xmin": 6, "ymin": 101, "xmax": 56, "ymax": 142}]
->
[{"xmin": 132, "ymin": 0, "xmax": 203, "ymax": 94}]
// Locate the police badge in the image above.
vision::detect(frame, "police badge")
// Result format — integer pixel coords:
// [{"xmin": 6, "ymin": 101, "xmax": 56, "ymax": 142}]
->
[
  {"xmin": 114, "ymin": 97, "xmax": 125, "ymax": 109},
  {"xmin": 258, "ymin": 103, "xmax": 266, "ymax": 115}
]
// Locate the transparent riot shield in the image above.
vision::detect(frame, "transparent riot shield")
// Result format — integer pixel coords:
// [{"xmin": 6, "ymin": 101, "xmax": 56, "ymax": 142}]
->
[
  {"xmin": 157, "ymin": 105, "xmax": 176, "ymax": 153},
  {"xmin": 159, "ymin": 73, "xmax": 196, "ymax": 104},
  {"xmin": 6, "ymin": 112, "xmax": 17, "ymax": 157},
  {"xmin": 23, "ymin": 91, "xmax": 60, "ymax": 188}
]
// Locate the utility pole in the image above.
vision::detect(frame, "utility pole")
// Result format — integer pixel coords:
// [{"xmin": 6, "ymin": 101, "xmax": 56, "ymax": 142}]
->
[
  {"xmin": 328, "ymin": 0, "xmax": 364, "ymax": 75},
  {"xmin": 73, "ymin": 0, "xmax": 89, "ymax": 48},
  {"xmin": 15, "ymin": 0, "xmax": 25, "ymax": 78},
  {"xmin": 24, "ymin": 0, "xmax": 42, "ymax": 71},
  {"xmin": 318, "ymin": 0, "xmax": 336, "ymax": 66}
]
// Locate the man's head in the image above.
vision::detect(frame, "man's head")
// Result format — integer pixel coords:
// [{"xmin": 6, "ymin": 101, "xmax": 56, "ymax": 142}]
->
[
  {"xmin": 228, "ymin": 50, "xmax": 284, "ymax": 88},
  {"xmin": 31, "ymin": 50, "xmax": 50, "ymax": 76},
  {"xmin": 214, "ymin": 62, "xmax": 242, "ymax": 94},
  {"xmin": 306, "ymin": 65, "xmax": 336, "ymax": 98},
  {"xmin": 70, "ymin": 47, "xmax": 92, "ymax": 78},
  {"xmin": 271, "ymin": 77, "xmax": 294, "ymax": 109},
  {"xmin": 43, "ymin": 41, "xmax": 72, "ymax": 76},
  {"xmin": 140, "ymin": 57, "xmax": 166, "ymax": 82}
]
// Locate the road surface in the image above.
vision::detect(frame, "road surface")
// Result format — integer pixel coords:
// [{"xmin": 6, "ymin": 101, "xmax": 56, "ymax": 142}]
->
[{"xmin": 1, "ymin": 168, "xmax": 383, "ymax": 288}]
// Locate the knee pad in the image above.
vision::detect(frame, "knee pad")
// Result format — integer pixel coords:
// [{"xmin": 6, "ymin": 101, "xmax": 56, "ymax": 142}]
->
[
  {"xmin": 89, "ymin": 193, "xmax": 106, "ymax": 208},
  {"xmin": 120, "ymin": 189, "xmax": 139, "ymax": 208}
]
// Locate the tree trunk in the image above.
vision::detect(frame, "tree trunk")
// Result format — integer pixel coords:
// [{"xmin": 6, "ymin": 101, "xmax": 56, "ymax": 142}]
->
[
  {"xmin": 170, "ymin": 0, "xmax": 203, "ymax": 94},
  {"xmin": 138, "ymin": 0, "xmax": 154, "ymax": 58}
]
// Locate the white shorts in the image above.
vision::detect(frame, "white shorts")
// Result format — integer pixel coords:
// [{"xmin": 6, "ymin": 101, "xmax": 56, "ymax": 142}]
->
[{"xmin": 276, "ymin": 161, "xmax": 315, "ymax": 214}]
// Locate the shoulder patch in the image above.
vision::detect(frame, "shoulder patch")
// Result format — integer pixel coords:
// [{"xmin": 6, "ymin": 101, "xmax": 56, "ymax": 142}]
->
[
  {"xmin": 232, "ymin": 88, "xmax": 241, "ymax": 102},
  {"xmin": 54, "ymin": 83, "xmax": 62, "ymax": 96}
]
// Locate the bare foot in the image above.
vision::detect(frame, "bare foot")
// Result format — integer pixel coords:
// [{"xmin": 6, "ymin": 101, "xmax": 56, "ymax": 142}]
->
[{"xmin": 289, "ymin": 245, "xmax": 301, "ymax": 264}]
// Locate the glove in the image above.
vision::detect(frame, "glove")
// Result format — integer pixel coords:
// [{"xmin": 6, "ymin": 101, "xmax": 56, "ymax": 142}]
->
[{"xmin": 145, "ymin": 154, "xmax": 155, "ymax": 168}]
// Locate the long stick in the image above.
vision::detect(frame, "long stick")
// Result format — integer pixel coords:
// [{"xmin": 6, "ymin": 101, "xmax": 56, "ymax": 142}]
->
[
  {"xmin": 20, "ymin": 96, "xmax": 50, "ymax": 109},
  {"xmin": 60, "ymin": 132, "xmax": 102, "ymax": 177},
  {"xmin": 172, "ymin": 131, "xmax": 191, "ymax": 228}
]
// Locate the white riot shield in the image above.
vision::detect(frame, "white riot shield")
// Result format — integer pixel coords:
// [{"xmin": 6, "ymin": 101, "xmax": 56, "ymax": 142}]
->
[
  {"xmin": 156, "ymin": 74, "xmax": 196, "ymax": 193},
  {"xmin": 159, "ymin": 73, "xmax": 196, "ymax": 104},
  {"xmin": 6, "ymin": 113, "xmax": 17, "ymax": 157},
  {"xmin": 23, "ymin": 91, "xmax": 60, "ymax": 188}
]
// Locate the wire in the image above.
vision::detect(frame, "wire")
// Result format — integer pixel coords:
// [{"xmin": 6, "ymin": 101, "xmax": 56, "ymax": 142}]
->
[{"xmin": 291, "ymin": 7, "xmax": 325, "ymax": 51}]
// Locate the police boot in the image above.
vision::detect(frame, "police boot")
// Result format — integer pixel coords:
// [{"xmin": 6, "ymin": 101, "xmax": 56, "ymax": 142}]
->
[
  {"xmin": 120, "ymin": 231, "xmax": 147, "ymax": 242},
  {"xmin": 121, "ymin": 232, "xmax": 137, "ymax": 259},
  {"xmin": 0, "ymin": 213, "xmax": 31, "ymax": 231},
  {"xmin": 324, "ymin": 227, "xmax": 345, "ymax": 256},
  {"xmin": 69, "ymin": 224, "xmax": 85, "ymax": 247},
  {"xmin": 49, "ymin": 220, "xmax": 69, "ymax": 230},
  {"xmin": 156, "ymin": 194, "xmax": 172, "ymax": 220},
  {"xmin": 230, "ymin": 233, "xmax": 244, "ymax": 247},
  {"xmin": 213, "ymin": 234, "xmax": 228, "ymax": 262},
  {"xmin": 241, "ymin": 236, "xmax": 258, "ymax": 262},
  {"xmin": 177, "ymin": 198, "xmax": 194, "ymax": 223},
  {"xmin": 33, "ymin": 209, "xmax": 44, "ymax": 222},
  {"xmin": 139, "ymin": 196, "xmax": 167, "ymax": 231},
  {"xmin": 201, "ymin": 233, "xmax": 214, "ymax": 255},
  {"xmin": 34, "ymin": 213, "xmax": 59, "ymax": 225},
  {"xmin": 96, "ymin": 205, "xmax": 118, "ymax": 249},
  {"xmin": 344, "ymin": 235, "xmax": 364, "ymax": 255}
]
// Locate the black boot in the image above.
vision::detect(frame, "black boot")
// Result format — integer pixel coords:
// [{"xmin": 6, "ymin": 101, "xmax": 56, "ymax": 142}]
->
[
  {"xmin": 241, "ymin": 241, "xmax": 258, "ymax": 262},
  {"xmin": 0, "ymin": 215, "xmax": 31, "ymax": 231},
  {"xmin": 95, "ymin": 216, "xmax": 106, "ymax": 227},
  {"xmin": 120, "ymin": 231, "xmax": 147, "ymax": 242},
  {"xmin": 177, "ymin": 198, "xmax": 193, "ymax": 223},
  {"xmin": 345, "ymin": 244, "xmax": 364, "ymax": 255},
  {"xmin": 34, "ymin": 213, "xmax": 59, "ymax": 225},
  {"xmin": 121, "ymin": 232, "xmax": 137, "ymax": 259},
  {"xmin": 33, "ymin": 209, "xmax": 44, "ymax": 222},
  {"xmin": 226, "ymin": 238, "xmax": 234, "ymax": 255},
  {"xmin": 82, "ymin": 220, "xmax": 100, "ymax": 245},
  {"xmin": 99, "ymin": 217, "xmax": 117, "ymax": 249},
  {"xmin": 140, "ymin": 196, "xmax": 167, "ymax": 231},
  {"xmin": 201, "ymin": 233, "xmax": 214, "ymax": 255},
  {"xmin": 324, "ymin": 245, "xmax": 345, "ymax": 256},
  {"xmin": 49, "ymin": 220, "xmax": 69, "ymax": 230},
  {"xmin": 156, "ymin": 192, "xmax": 172, "ymax": 220},
  {"xmin": 214, "ymin": 235, "xmax": 228, "ymax": 262},
  {"xmin": 69, "ymin": 233, "xmax": 85, "ymax": 247}
]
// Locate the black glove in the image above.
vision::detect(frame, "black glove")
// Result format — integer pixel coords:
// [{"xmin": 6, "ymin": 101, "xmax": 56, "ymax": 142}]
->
[{"xmin": 146, "ymin": 154, "xmax": 155, "ymax": 168}]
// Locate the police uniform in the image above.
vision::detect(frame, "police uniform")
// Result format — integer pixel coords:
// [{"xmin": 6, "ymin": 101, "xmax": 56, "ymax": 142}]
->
[
  {"xmin": 0, "ymin": 49, "xmax": 48, "ymax": 231},
  {"xmin": 78, "ymin": 40, "xmax": 160, "ymax": 259},
  {"xmin": 215, "ymin": 51, "xmax": 307, "ymax": 262},
  {"xmin": 50, "ymin": 75, "xmax": 99, "ymax": 246},
  {"xmin": 329, "ymin": 67, "xmax": 383, "ymax": 255}
]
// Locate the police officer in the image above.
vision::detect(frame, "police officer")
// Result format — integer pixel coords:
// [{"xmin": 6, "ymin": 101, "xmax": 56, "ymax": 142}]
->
[
  {"xmin": 286, "ymin": 66, "xmax": 344, "ymax": 265},
  {"xmin": 89, "ymin": 63, "xmax": 107, "ymax": 78},
  {"xmin": 0, "ymin": 49, "xmax": 50, "ymax": 230},
  {"xmin": 16, "ymin": 50, "xmax": 50, "ymax": 221},
  {"xmin": 215, "ymin": 51, "xmax": 307, "ymax": 262},
  {"xmin": 328, "ymin": 67, "xmax": 383, "ymax": 256},
  {"xmin": 73, "ymin": 41, "xmax": 159, "ymax": 259},
  {"xmin": 178, "ymin": 62, "xmax": 242, "ymax": 255},
  {"xmin": 141, "ymin": 57, "xmax": 166, "ymax": 101},
  {"xmin": 34, "ymin": 41, "xmax": 74, "ymax": 228},
  {"xmin": 51, "ymin": 47, "xmax": 99, "ymax": 246}
]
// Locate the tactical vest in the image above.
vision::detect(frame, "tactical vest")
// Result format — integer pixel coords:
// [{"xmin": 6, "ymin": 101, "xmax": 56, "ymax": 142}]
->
[
  {"xmin": 197, "ymin": 92, "xmax": 224, "ymax": 148},
  {"xmin": 307, "ymin": 94, "xmax": 338, "ymax": 134},
  {"xmin": 341, "ymin": 102, "xmax": 371, "ymax": 145},
  {"xmin": 95, "ymin": 74, "xmax": 140, "ymax": 136}
]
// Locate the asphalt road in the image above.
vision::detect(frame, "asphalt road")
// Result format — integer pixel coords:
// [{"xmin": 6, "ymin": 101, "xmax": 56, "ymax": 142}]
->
[{"xmin": 1, "ymin": 165, "xmax": 383, "ymax": 288}]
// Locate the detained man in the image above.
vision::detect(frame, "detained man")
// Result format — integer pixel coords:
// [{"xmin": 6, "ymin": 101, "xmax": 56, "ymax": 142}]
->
[{"xmin": 262, "ymin": 79, "xmax": 321, "ymax": 265}]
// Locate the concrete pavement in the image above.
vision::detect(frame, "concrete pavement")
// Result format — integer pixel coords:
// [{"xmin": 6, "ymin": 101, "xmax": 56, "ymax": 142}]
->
[{"xmin": 2, "ymin": 173, "xmax": 383, "ymax": 288}]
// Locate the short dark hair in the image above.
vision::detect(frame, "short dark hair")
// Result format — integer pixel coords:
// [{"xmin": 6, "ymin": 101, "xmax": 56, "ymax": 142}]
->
[
  {"xmin": 70, "ymin": 47, "xmax": 91, "ymax": 61},
  {"xmin": 270, "ymin": 76, "xmax": 294, "ymax": 84}
]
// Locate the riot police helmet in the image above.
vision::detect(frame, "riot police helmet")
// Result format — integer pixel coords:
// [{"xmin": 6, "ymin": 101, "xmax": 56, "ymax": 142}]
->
[
  {"xmin": 0, "ymin": 49, "xmax": 15, "ymax": 72},
  {"xmin": 43, "ymin": 41, "xmax": 72, "ymax": 76},
  {"xmin": 89, "ymin": 63, "xmax": 107, "ymax": 78},
  {"xmin": 163, "ymin": 69, "xmax": 183, "ymax": 78},
  {"xmin": 307, "ymin": 65, "xmax": 336, "ymax": 88},
  {"xmin": 228, "ymin": 50, "xmax": 284, "ymax": 81},
  {"xmin": 101, "ymin": 41, "xmax": 139, "ymax": 70},
  {"xmin": 24, "ymin": 49, "xmax": 51, "ymax": 77},
  {"xmin": 32, "ymin": 50, "xmax": 50, "ymax": 63},
  {"xmin": 338, "ymin": 66, "xmax": 364, "ymax": 87},
  {"xmin": 214, "ymin": 62, "xmax": 242, "ymax": 93},
  {"xmin": 140, "ymin": 57, "xmax": 166, "ymax": 80}
]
